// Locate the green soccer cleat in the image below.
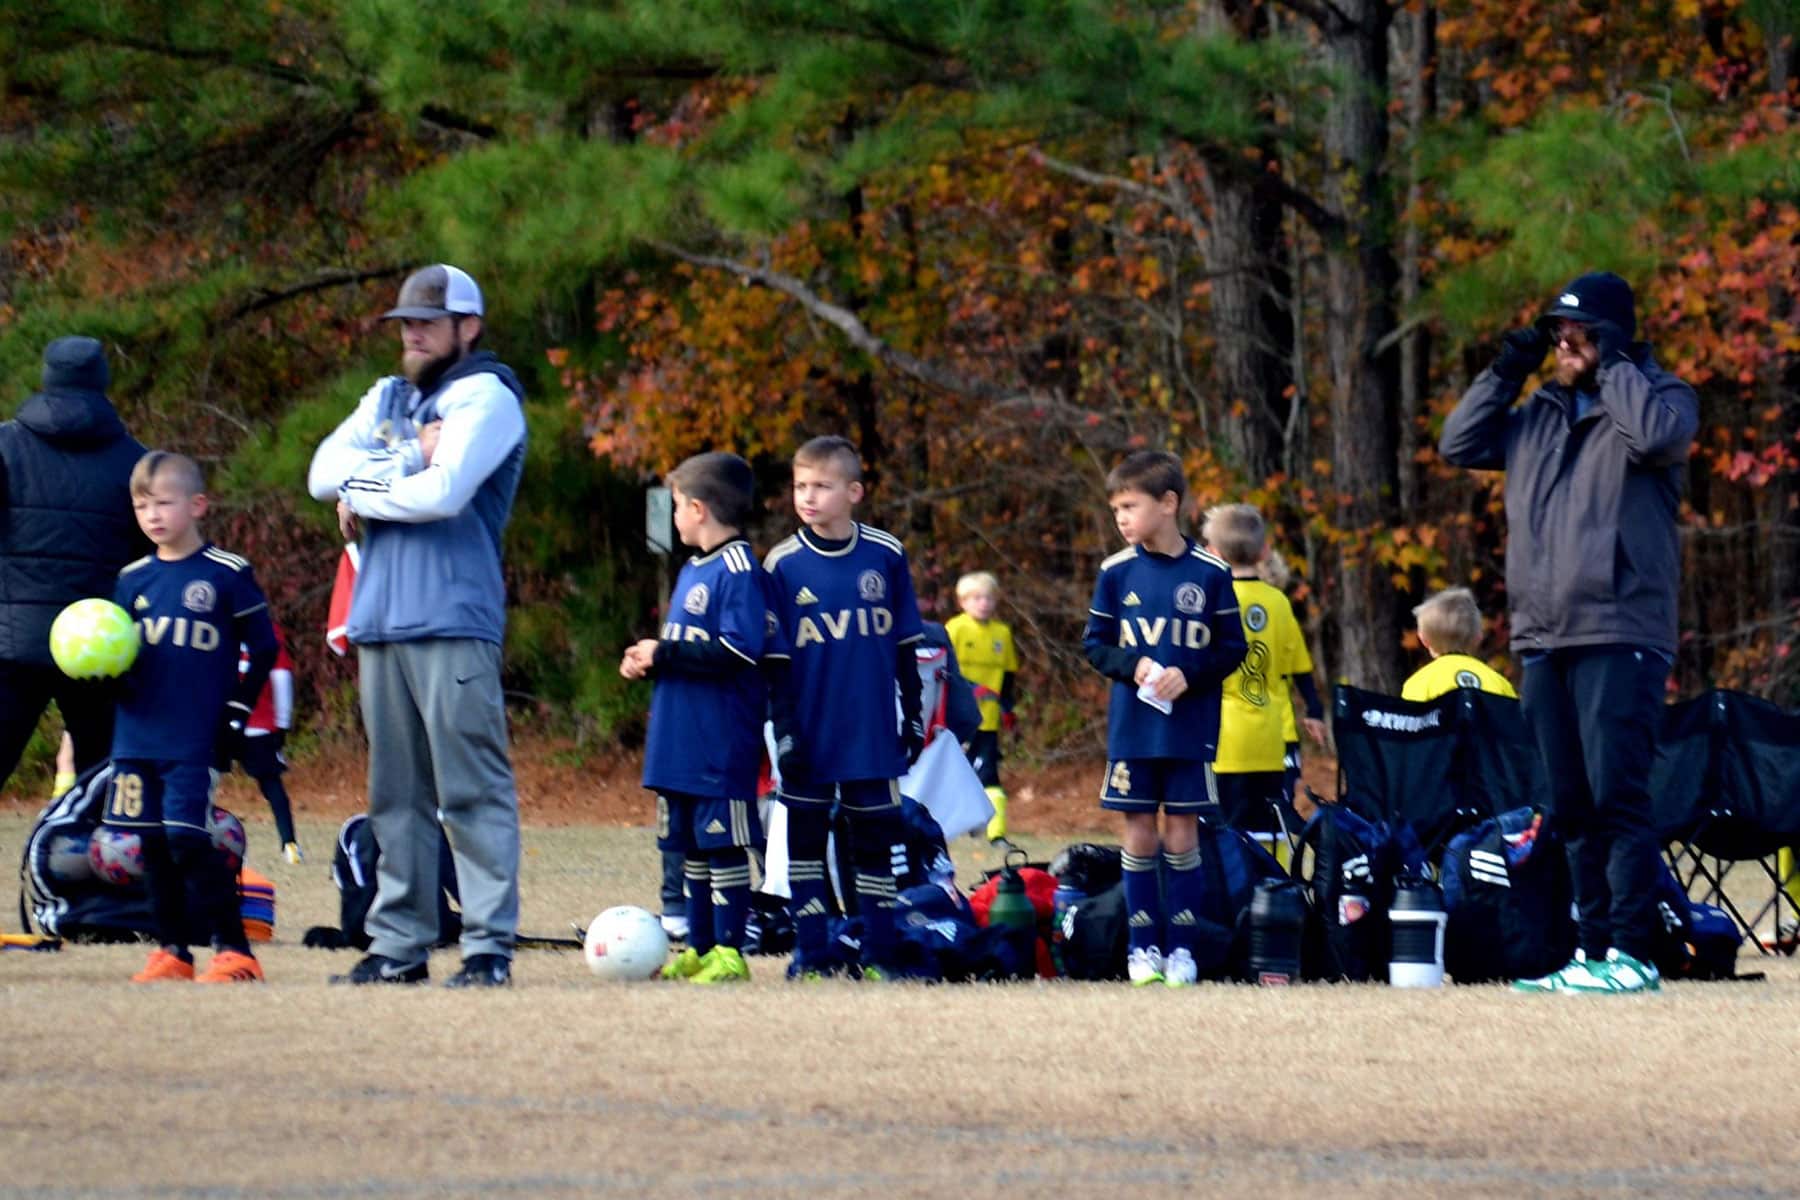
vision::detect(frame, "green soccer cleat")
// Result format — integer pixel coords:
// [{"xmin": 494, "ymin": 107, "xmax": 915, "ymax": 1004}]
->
[
  {"xmin": 660, "ymin": 946, "xmax": 709, "ymax": 981},
  {"xmin": 1511, "ymin": 950, "xmax": 1596, "ymax": 993},
  {"xmin": 691, "ymin": 946, "xmax": 750, "ymax": 985},
  {"xmin": 1599, "ymin": 949, "xmax": 1661, "ymax": 992}
]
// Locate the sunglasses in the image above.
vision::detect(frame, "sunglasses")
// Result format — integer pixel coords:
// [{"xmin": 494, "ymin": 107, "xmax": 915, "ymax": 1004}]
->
[{"xmin": 1551, "ymin": 323, "xmax": 1592, "ymax": 351}]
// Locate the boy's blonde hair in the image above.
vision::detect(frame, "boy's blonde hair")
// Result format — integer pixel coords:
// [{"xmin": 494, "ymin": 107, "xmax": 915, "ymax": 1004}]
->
[
  {"xmin": 1202, "ymin": 503, "xmax": 1266, "ymax": 567},
  {"xmin": 1414, "ymin": 586, "xmax": 1483, "ymax": 655},
  {"xmin": 955, "ymin": 571, "xmax": 1000, "ymax": 602},
  {"xmin": 1256, "ymin": 547, "xmax": 1292, "ymax": 591},
  {"xmin": 793, "ymin": 435, "xmax": 863, "ymax": 482},
  {"xmin": 129, "ymin": 450, "xmax": 205, "ymax": 499}
]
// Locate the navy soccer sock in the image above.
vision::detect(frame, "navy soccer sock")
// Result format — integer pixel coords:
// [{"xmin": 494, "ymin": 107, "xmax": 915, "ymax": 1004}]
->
[
  {"xmin": 258, "ymin": 775, "xmax": 297, "ymax": 846},
  {"xmin": 684, "ymin": 856, "xmax": 716, "ymax": 956},
  {"xmin": 785, "ymin": 806, "xmax": 832, "ymax": 969},
  {"xmin": 172, "ymin": 832, "xmax": 250, "ymax": 956},
  {"xmin": 1163, "ymin": 847, "xmax": 1203, "ymax": 956},
  {"xmin": 849, "ymin": 808, "xmax": 903, "ymax": 969},
  {"xmin": 1121, "ymin": 850, "xmax": 1161, "ymax": 954},
  {"xmin": 709, "ymin": 847, "xmax": 752, "ymax": 951},
  {"xmin": 139, "ymin": 827, "xmax": 192, "ymax": 961}
]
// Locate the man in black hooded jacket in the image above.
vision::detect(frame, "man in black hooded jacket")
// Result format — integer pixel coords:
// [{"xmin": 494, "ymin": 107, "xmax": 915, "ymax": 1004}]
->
[
  {"xmin": 1441, "ymin": 272, "xmax": 1699, "ymax": 994},
  {"xmin": 0, "ymin": 336, "xmax": 146, "ymax": 788}
]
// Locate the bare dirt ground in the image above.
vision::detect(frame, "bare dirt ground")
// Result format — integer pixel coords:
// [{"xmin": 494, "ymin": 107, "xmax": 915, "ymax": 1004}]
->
[{"xmin": 3, "ymin": 797, "xmax": 1797, "ymax": 1199}]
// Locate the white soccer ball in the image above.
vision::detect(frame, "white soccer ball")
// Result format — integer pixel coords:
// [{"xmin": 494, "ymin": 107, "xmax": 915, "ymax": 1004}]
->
[
  {"xmin": 583, "ymin": 905, "xmax": 670, "ymax": 980},
  {"xmin": 48, "ymin": 598, "xmax": 139, "ymax": 679}
]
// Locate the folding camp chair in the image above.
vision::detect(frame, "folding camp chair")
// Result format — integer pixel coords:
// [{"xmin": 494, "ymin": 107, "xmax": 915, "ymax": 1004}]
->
[
  {"xmin": 1331, "ymin": 685, "xmax": 1537, "ymax": 857},
  {"xmin": 1655, "ymin": 690, "xmax": 1800, "ymax": 954}
]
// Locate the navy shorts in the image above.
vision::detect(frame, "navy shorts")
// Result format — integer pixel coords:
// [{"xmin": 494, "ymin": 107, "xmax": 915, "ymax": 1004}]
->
[
  {"xmin": 780, "ymin": 776, "xmax": 901, "ymax": 814},
  {"xmin": 102, "ymin": 759, "xmax": 217, "ymax": 835},
  {"xmin": 657, "ymin": 792, "xmax": 762, "ymax": 854},
  {"xmin": 1098, "ymin": 758, "xmax": 1216, "ymax": 814}
]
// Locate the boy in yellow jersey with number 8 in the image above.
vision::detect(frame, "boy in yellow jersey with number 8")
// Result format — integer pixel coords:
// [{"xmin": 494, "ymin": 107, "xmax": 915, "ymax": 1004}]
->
[{"xmin": 1204, "ymin": 505, "xmax": 1325, "ymax": 841}]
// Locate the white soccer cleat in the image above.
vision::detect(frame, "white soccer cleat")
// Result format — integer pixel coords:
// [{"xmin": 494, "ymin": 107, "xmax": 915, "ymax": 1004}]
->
[
  {"xmin": 1127, "ymin": 945, "xmax": 1165, "ymax": 987},
  {"xmin": 1162, "ymin": 947, "xmax": 1198, "ymax": 988},
  {"xmin": 282, "ymin": 842, "xmax": 305, "ymax": 865}
]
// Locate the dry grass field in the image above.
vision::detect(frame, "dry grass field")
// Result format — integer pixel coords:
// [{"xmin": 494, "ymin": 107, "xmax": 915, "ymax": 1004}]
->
[{"xmin": 3, "ymin": 810, "xmax": 1798, "ymax": 1199}]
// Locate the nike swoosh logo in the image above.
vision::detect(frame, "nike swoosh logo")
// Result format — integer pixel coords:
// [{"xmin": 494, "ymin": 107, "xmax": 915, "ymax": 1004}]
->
[{"xmin": 454, "ymin": 675, "xmax": 475, "ymax": 685}]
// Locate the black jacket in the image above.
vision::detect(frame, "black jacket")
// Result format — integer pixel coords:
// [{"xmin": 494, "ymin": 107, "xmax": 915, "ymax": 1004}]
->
[
  {"xmin": 1440, "ymin": 349, "xmax": 1699, "ymax": 656},
  {"xmin": 0, "ymin": 390, "xmax": 147, "ymax": 665}
]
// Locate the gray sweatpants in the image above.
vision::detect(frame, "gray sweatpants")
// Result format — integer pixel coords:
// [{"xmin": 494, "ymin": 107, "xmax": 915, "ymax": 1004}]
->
[{"xmin": 359, "ymin": 639, "xmax": 520, "ymax": 962}]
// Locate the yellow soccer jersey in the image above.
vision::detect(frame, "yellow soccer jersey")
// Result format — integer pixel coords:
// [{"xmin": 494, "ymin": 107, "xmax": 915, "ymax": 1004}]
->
[
  {"xmin": 944, "ymin": 612, "xmax": 1018, "ymax": 732},
  {"xmin": 1215, "ymin": 578, "xmax": 1312, "ymax": 774},
  {"xmin": 1401, "ymin": 653, "xmax": 1518, "ymax": 702}
]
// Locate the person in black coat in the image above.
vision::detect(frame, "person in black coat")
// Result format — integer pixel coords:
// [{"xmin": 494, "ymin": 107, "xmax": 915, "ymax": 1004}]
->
[{"xmin": 0, "ymin": 337, "xmax": 146, "ymax": 787}]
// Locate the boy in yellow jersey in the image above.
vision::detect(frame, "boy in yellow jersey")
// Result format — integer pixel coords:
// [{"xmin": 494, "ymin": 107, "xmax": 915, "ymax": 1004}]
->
[
  {"xmin": 1204, "ymin": 505, "xmax": 1326, "ymax": 837},
  {"xmin": 1401, "ymin": 587, "xmax": 1518, "ymax": 701},
  {"xmin": 943, "ymin": 571, "xmax": 1019, "ymax": 842}
]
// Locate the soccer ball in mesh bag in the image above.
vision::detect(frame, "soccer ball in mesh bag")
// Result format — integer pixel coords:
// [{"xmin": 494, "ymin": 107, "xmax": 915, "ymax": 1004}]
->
[
  {"xmin": 583, "ymin": 905, "xmax": 669, "ymax": 980},
  {"xmin": 208, "ymin": 807, "xmax": 247, "ymax": 869},
  {"xmin": 88, "ymin": 827, "xmax": 145, "ymax": 886},
  {"xmin": 48, "ymin": 598, "xmax": 140, "ymax": 680}
]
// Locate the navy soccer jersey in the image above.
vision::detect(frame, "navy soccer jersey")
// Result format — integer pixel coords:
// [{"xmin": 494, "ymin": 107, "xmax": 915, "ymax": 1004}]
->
[
  {"xmin": 112, "ymin": 545, "xmax": 277, "ymax": 764},
  {"xmin": 641, "ymin": 538, "xmax": 778, "ymax": 800},
  {"xmin": 764, "ymin": 524, "xmax": 924, "ymax": 783},
  {"xmin": 1083, "ymin": 539, "xmax": 1246, "ymax": 761}
]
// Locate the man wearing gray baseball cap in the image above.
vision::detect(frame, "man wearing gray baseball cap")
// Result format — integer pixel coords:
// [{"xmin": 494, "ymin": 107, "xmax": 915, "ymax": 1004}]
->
[{"xmin": 308, "ymin": 265, "xmax": 528, "ymax": 988}]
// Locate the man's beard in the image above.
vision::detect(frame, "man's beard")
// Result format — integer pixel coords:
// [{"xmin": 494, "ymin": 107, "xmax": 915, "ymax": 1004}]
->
[
  {"xmin": 1554, "ymin": 357, "xmax": 1598, "ymax": 391},
  {"xmin": 403, "ymin": 343, "xmax": 465, "ymax": 392}
]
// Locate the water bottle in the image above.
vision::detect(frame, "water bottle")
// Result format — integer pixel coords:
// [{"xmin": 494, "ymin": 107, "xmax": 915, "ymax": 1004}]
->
[
  {"xmin": 1050, "ymin": 877, "xmax": 1085, "ymax": 976},
  {"xmin": 1388, "ymin": 875, "xmax": 1447, "ymax": 988},
  {"xmin": 987, "ymin": 850, "xmax": 1037, "ymax": 937},
  {"xmin": 1247, "ymin": 878, "xmax": 1306, "ymax": 985}
]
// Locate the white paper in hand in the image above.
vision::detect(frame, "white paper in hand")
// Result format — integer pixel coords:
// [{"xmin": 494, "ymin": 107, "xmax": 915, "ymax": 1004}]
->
[{"xmin": 1137, "ymin": 662, "xmax": 1173, "ymax": 715}]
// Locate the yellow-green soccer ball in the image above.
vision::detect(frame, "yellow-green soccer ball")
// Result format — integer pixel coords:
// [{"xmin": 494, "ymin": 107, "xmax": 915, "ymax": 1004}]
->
[{"xmin": 48, "ymin": 598, "xmax": 140, "ymax": 679}]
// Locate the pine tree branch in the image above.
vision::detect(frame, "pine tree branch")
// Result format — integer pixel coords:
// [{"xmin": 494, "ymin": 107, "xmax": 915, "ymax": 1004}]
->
[
  {"xmin": 223, "ymin": 266, "xmax": 410, "ymax": 323},
  {"xmin": 68, "ymin": 31, "xmax": 349, "ymax": 96},
  {"xmin": 1034, "ymin": 152, "xmax": 1184, "ymax": 214},
  {"xmin": 648, "ymin": 240, "xmax": 1120, "ymax": 428}
]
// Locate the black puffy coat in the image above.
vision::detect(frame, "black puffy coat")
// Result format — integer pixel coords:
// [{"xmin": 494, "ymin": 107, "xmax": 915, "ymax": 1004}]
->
[{"xmin": 0, "ymin": 390, "xmax": 146, "ymax": 665}]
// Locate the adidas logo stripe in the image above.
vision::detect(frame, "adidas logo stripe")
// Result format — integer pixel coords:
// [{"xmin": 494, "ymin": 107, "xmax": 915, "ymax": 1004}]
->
[
  {"xmin": 794, "ymin": 898, "xmax": 828, "ymax": 918},
  {"xmin": 795, "ymin": 586, "xmax": 820, "ymax": 605}
]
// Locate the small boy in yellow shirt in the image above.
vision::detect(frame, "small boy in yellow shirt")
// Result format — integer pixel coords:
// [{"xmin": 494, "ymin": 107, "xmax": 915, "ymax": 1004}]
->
[
  {"xmin": 1402, "ymin": 587, "xmax": 1518, "ymax": 701},
  {"xmin": 943, "ymin": 571, "xmax": 1018, "ymax": 842}
]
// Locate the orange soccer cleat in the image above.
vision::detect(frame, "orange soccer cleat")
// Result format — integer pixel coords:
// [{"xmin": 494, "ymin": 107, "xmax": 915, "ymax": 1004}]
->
[
  {"xmin": 131, "ymin": 948, "xmax": 195, "ymax": 983},
  {"xmin": 195, "ymin": 949, "xmax": 265, "ymax": 984}
]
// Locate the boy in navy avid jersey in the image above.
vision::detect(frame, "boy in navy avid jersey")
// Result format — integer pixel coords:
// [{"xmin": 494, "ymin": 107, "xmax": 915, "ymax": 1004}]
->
[
  {"xmin": 107, "ymin": 452, "xmax": 277, "ymax": 983},
  {"xmin": 764, "ymin": 436, "xmax": 926, "ymax": 979},
  {"xmin": 621, "ymin": 453, "xmax": 775, "ymax": 985},
  {"xmin": 1083, "ymin": 451, "xmax": 1246, "ymax": 987}
]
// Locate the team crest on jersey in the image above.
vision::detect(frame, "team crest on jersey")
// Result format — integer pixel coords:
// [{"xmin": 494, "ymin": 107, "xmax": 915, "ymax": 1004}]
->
[
  {"xmin": 1455, "ymin": 669, "xmax": 1481, "ymax": 690},
  {"xmin": 1173, "ymin": 583, "xmax": 1206, "ymax": 615},
  {"xmin": 683, "ymin": 584, "xmax": 709, "ymax": 616},
  {"xmin": 857, "ymin": 570, "xmax": 885, "ymax": 602},
  {"xmin": 1245, "ymin": 603, "xmax": 1268, "ymax": 633},
  {"xmin": 182, "ymin": 581, "xmax": 216, "ymax": 614}
]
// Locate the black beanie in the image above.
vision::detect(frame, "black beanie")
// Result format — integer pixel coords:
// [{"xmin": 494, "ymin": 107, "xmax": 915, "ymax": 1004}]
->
[
  {"xmin": 1537, "ymin": 272, "xmax": 1636, "ymax": 341},
  {"xmin": 41, "ymin": 336, "xmax": 111, "ymax": 395}
]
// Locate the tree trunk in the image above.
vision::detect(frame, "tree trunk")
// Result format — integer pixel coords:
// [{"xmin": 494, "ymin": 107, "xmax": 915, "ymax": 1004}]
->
[
  {"xmin": 1396, "ymin": 3, "xmax": 1436, "ymax": 518},
  {"xmin": 1322, "ymin": 0, "xmax": 1404, "ymax": 695},
  {"xmin": 1193, "ymin": 0, "xmax": 1295, "ymax": 485}
]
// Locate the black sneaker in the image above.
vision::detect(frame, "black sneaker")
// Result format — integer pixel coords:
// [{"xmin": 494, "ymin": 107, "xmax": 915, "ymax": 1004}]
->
[
  {"xmin": 330, "ymin": 953, "xmax": 429, "ymax": 985},
  {"xmin": 444, "ymin": 953, "xmax": 511, "ymax": 989}
]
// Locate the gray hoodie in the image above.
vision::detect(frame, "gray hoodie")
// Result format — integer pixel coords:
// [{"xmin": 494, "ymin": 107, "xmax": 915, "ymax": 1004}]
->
[
  {"xmin": 308, "ymin": 352, "xmax": 526, "ymax": 646},
  {"xmin": 1439, "ymin": 351, "xmax": 1699, "ymax": 656}
]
